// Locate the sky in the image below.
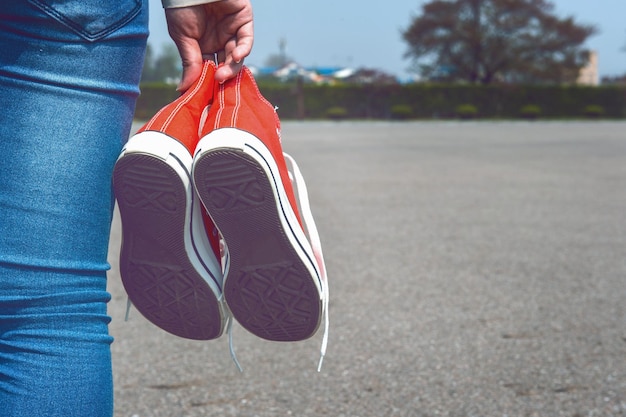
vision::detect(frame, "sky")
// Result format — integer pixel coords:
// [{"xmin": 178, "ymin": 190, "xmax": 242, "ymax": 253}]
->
[{"xmin": 148, "ymin": 0, "xmax": 625, "ymax": 80}]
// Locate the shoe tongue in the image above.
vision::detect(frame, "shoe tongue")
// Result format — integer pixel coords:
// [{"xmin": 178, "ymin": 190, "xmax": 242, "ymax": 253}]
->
[
  {"xmin": 199, "ymin": 70, "xmax": 222, "ymax": 138},
  {"xmin": 184, "ymin": 61, "xmax": 216, "ymax": 119},
  {"xmin": 137, "ymin": 60, "xmax": 217, "ymax": 154},
  {"xmin": 208, "ymin": 66, "xmax": 277, "ymax": 134},
  {"xmin": 165, "ymin": 61, "xmax": 217, "ymax": 152}
]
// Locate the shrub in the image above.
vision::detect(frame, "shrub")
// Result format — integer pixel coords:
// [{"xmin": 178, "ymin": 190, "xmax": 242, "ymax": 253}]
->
[
  {"xmin": 583, "ymin": 104, "xmax": 605, "ymax": 118},
  {"xmin": 325, "ymin": 106, "xmax": 348, "ymax": 120},
  {"xmin": 138, "ymin": 83, "xmax": 626, "ymax": 121},
  {"xmin": 455, "ymin": 103, "xmax": 478, "ymax": 119},
  {"xmin": 519, "ymin": 104, "xmax": 542, "ymax": 119},
  {"xmin": 390, "ymin": 104, "xmax": 413, "ymax": 120},
  {"xmin": 135, "ymin": 82, "xmax": 178, "ymax": 120}
]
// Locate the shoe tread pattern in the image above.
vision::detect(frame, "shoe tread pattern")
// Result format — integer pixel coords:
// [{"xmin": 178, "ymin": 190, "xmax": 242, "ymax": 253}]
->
[
  {"xmin": 114, "ymin": 154, "xmax": 222, "ymax": 340},
  {"xmin": 194, "ymin": 149, "xmax": 321, "ymax": 342}
]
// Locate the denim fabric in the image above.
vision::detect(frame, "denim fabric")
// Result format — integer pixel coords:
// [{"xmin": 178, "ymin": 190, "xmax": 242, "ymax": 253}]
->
[{"xmin": 0, "ymin": 1, "xmax": 148, "ymax": 415}]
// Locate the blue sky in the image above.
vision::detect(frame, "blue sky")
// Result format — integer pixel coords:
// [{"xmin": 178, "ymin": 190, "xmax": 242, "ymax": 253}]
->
[{"xmin": 148, "ymin": 0, "xmax": 625, "ymax": 79}]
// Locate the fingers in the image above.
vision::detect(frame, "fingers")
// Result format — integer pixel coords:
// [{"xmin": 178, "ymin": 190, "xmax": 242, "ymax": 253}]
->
[
  {"xmin": 175, "ymin": 39, "xmax": 204, "ymax": 91},
  {"xmin": 214, "ymin": 61, "xmax": 243, "ymax": 83},
  {"xmin": 164, "ymin": 1, "xmax": 254, "ymax": 87},
  {"xmin": 214, "ymin": 22, "xmax": 254, "ymax": 83},
  {"xmin": 165, "ymin": 7, "xmax": 206, "ymax": 91},
  {"xmin": 231, "ymin": 20, "xmax": 254, "ymax": 63},
  {"xmin": 214, "ymin": 40, "xmax": 241, "ymax": 83}
]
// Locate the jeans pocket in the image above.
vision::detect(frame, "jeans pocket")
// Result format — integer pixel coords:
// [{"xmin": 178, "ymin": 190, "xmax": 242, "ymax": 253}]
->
[{"xmin": 28, "ymin": 0, "xmax": 142, "ymax": 41}]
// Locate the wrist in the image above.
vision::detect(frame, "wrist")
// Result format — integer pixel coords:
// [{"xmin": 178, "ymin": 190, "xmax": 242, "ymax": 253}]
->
[{"xmin": 162, "ymin": 0, "xmax": 222, "ymax": 8}]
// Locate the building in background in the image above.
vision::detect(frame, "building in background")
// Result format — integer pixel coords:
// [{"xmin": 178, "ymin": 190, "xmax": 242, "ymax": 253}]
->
[
  {"xmin": 577, "ymin": 50, "xmax": 599, "ymax": 86},
  {"xmin": 249, "ymin": 62, "xmax": 400, "ymax": 84}
]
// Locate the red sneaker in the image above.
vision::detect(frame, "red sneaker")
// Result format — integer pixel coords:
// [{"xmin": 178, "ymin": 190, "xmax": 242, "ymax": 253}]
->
[
  {"xmin": 113, "ymin": 61, "xmax": 226, "ymax": 340},
  {"xmin": 192, "ymin": 67, "xmax": 329, "ymax": 353}
]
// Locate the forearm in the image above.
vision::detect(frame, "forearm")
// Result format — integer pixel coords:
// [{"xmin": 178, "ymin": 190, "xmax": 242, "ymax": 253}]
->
[{"xmin": 162, "ymin": 0, "xmax": 222, "ymax": 9}]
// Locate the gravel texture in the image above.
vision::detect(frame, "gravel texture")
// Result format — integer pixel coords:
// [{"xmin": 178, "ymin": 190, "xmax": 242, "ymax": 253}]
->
[{"xmin": 108, "ymin": 121, "xmax": 626, "ymax": 417}]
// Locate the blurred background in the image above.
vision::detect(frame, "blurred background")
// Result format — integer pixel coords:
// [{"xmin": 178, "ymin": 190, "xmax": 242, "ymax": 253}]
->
[{"xmin": 136, "ymin": 0, "xmax": 626, "ymax": 120}]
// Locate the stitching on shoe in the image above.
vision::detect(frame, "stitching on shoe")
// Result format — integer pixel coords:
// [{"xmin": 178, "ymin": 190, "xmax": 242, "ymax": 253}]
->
[
  {"xmin": 214, "ymin": 82, "xmax": 226, "ymax": 130},
  {"xmin": 144, "ymin": 61, "xmax": 213, "ymax": 132},
  {"xmin": 231, "ymin": 70, "xmax": 243, "ymax": 126},
  {"xmin": 161, "ymin": 62, "xmax": 211, "ymax": 132},
  {"xmin": 243, "ymin": 66, "xmax": 281, "ymax": 128}
]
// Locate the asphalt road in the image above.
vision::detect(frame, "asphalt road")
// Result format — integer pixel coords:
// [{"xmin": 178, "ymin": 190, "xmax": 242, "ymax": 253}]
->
[{"xmin": 108, "ymin": 121, "xmax": 626, "ymax": 417}]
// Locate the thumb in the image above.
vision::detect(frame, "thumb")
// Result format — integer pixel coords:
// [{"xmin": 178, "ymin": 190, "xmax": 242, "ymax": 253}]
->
[{"xmin": 175, "ymin": 39, "xmax": 204, "ymax": 92}]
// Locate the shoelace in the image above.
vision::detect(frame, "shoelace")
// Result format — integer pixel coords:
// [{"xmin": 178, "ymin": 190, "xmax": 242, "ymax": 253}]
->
[
  {"xmin": 226, "ymin": 315, "xmax": 243, "ymax": 372},
  {"xmin": 217, "ymin": 240, "xmax": 244, "ymax": 372},
  {"xmin": 284, "ymin": 152, "xmax": 330, "ymax": 372},
  {"xmin": 125, "ymin": 296, "xmax": 245, "ymax": 372}
]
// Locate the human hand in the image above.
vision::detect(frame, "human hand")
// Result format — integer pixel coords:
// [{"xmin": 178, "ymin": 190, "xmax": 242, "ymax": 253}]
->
[{"xmin": 165, "ymin": 0, "xmax": 253, "ymax": 91}]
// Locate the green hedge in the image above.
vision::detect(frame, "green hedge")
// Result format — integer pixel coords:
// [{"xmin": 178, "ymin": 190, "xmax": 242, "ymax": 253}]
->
[
  {"xmin": 134, "ymin": 82, "xmax": 180, "ymax": 120},
  {"xmin": 135, "ymin": 83, "xmax": 626, "ymax": 120}
]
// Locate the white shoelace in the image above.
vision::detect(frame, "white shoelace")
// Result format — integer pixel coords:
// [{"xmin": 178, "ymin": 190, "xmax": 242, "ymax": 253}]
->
[
  {"xmin": 125, "ymin": 297, "xmax": 132, "ymax": 321},
  {"xmin": 284, "ymin": 152, "xmax": 330, "ymax": 372},
  {"xmin": 227, "ymin": 316, "xmax": 243, "ymax": 372},
  {"xmin": 126, "ymin": 294, "xmax": 245, "ymax": 372}
]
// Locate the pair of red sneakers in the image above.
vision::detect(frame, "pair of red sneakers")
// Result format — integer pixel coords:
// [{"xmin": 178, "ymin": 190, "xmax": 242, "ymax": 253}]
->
[{"xmin": 113, "ymin": 61, "xmax": 328, "ymax": 368}]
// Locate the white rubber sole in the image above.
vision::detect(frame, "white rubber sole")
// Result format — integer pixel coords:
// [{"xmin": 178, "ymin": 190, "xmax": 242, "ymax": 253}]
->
[
  {"xmin": 193, "ymin": 128, "xmax": 323, "ymax": 341},
  {"xmin": 114, "ymin": 131, "xmax": 226, "ymax": 340}
]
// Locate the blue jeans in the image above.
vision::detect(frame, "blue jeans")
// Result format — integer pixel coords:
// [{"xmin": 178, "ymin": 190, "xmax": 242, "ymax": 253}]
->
[{"xmin": 0, "ymin": 1, "xmax": 148, "ymax": 415}]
